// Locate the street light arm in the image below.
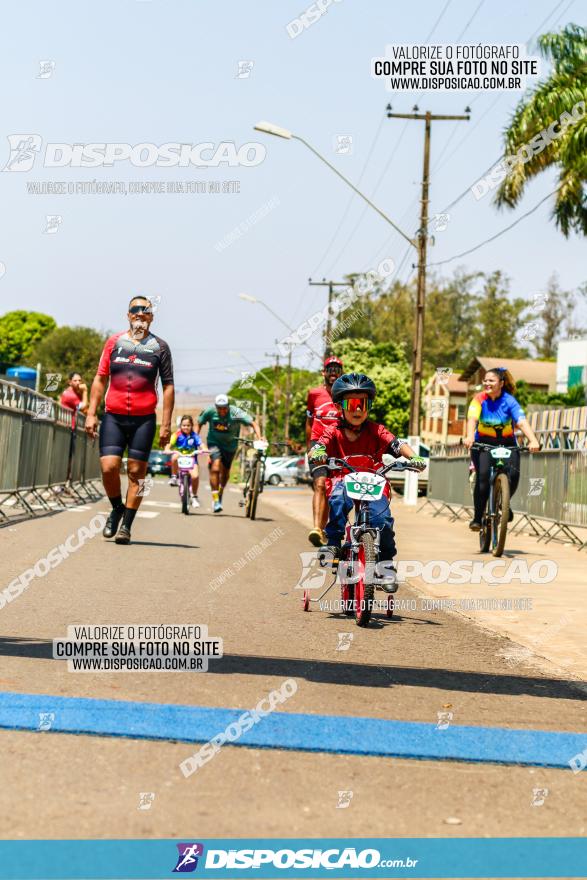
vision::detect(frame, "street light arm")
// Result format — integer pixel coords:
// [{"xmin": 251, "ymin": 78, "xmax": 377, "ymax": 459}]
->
[
  {"xmin": 292, "ymin": 134, "xmax": 416, "ymax": 249},
  {"xmin": 238, "ymin": 294, "xmax": 322, "ymax": 359}
]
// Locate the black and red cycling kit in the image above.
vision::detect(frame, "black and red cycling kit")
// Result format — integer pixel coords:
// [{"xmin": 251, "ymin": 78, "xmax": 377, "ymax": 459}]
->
[{"xmin": 97, "ymin": 331, "xmax": 174, "ymax": 461}]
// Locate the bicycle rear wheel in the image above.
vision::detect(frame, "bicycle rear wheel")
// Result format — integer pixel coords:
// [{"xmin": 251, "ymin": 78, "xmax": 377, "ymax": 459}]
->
[
  {"xmin": 249, "ymin": 459, "xmax": 261, "ymax": 520},
  {"xmin": 492, "ymin": 473, "xmax": 510, "ymax": 557}
]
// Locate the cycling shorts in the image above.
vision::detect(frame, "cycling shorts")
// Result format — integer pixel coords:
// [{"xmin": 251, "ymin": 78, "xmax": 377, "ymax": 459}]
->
[
  {"xmin": 99, "ymin": 412, "xmax": 156, "ymax": 462},
  {"xmin": 207, "ymin": 445, "xmax": 236, "ymax": 469}
]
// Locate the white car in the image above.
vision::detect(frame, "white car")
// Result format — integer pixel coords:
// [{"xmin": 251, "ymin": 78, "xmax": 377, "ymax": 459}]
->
[{"xmin": 264, "ymin": 456, "xmax": 299, "ymax": 486}]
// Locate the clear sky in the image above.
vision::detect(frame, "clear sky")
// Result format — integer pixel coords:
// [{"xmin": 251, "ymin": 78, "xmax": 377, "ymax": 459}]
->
[{"xmin": 0, "ymin": 0, "xmax": 584, "ymax": 391}]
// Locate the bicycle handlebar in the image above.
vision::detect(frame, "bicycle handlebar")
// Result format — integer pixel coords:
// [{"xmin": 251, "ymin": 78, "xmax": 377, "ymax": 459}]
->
[
  {"xmin": 326, "ymin": 457, "xmax": 423, "ymax": 475},
  {"xmin": 471, "ymin": 442, "xmax": 531, "ymax": 453}
]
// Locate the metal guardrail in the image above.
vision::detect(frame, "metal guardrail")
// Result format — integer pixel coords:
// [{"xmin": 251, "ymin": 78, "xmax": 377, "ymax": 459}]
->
[
  {"xmin": 0, "ymin": 379, "xmax": 102, "ymax": 519},
  {"xmin": 425, "ymin": 428, "xmax": 587, "ymax": 549}
]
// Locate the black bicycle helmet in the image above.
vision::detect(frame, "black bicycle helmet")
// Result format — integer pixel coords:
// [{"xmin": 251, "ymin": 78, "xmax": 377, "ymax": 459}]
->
[{"xmin": 331, "ymin": 372, "xmax": 376, "ymax": 404}]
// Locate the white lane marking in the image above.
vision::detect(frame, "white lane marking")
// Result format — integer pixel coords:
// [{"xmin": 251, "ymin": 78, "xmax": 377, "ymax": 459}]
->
[
  {"xmin": 136, "ymin": 511, "xmax": 160, "ymax": 519},
  {"xmin": 143, "ymin": 500, "xmax": 181, "ymax": 509}
]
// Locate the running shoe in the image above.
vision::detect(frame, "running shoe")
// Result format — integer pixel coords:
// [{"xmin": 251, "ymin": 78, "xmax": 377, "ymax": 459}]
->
[
  {"xmin": 191, "ymin": 496, "xmax": 201, "ymax": 509},
  {"xmin": 213, "ymin": 500, "xmax": 223, "ymax": 513}
]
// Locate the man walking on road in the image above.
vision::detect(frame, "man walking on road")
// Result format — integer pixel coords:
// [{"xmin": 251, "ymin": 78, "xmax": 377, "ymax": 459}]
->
[
  {"xmin": 306, "ymin": 356, "xmax": 343, "ymax": 546},
  {"xmin": 196, "ymin": 394, "xmax": 263, "ymax": 513},
  {"xmin": 85, "ymin": 295, "xmax": 175, "ymax": 544}
]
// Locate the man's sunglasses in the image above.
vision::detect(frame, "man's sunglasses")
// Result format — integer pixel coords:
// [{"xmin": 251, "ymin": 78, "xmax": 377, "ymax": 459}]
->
[
  {"xmin": 129, "ymin": 305, "xmax": 153, "ymax": 315},
  {"xmin": 341, "ymin": 397, "xmax": 372, "ymax": 412}
]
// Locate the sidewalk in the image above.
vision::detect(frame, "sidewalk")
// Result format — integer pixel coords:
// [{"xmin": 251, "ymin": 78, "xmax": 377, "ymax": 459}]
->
[{"xmin": 261, "ymin": 486, "xmax": 587, "ymax": 683}]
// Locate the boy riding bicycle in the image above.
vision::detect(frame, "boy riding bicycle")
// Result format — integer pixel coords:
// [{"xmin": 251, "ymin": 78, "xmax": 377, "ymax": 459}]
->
[{"xmin": 308, "ymin": 373, "xmax": 425, "ymax": 568}]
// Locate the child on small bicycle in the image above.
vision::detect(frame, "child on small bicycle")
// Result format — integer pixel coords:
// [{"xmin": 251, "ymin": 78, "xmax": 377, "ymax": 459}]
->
[
  {"xmin": 308, "ymin": 372, "xmax": 426, "ymax": 567},
  {"xmin": 166, "ymin": 415, "xmax": 206, "ymax": 508}
]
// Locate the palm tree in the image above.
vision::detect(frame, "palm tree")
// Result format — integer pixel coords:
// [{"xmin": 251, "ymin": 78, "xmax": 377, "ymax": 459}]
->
[{"xmin": 495, "ymin": 24, "xmax": 587, "ymax": 236}]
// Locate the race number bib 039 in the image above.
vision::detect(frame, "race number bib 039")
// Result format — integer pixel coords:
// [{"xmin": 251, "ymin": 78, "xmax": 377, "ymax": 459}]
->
[{"xmin": 343, "ymin": 471, "xmax": 386, "ymax": 501}]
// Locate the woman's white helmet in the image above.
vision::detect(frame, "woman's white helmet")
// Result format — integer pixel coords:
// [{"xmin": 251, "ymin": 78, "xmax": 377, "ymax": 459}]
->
[{"xmin": 215, "ymin": 394, "xmax": 229, "ymax": 406}]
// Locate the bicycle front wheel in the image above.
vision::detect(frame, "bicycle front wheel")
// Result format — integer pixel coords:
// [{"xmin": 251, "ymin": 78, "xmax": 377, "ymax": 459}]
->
[
  {"xmin": 355, "ymin": 532, "xmax": 376, "ymax": 628},
  {"xmin": 249, "ymin": 459, "xmax": 261, "ymax": 520},
  {"xmin": 181, "ymin": 473, "xmax": 190, "ymax": 515},
  {"xmin": 492, "ymin": 473, "xmax": 510, "ymax": 557}
]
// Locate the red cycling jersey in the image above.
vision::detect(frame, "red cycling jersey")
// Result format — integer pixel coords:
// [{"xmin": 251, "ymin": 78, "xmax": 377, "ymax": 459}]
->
[
  {"xmin": 307, "ymin": 386, "xmax": 340, "ymax": 441},
  {"xmin": 317, "ymin": 420, "xmax": 397, "ymax": 463},
  {"xmin": 97, "ymin": 331, "xmax": 174, "ymax": 416}
]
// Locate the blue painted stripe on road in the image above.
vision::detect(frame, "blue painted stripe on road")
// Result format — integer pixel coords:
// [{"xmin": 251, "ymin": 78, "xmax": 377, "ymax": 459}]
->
[{"xmin": 0, "ymin": 691, "xmax": 583, "ymax": 768}]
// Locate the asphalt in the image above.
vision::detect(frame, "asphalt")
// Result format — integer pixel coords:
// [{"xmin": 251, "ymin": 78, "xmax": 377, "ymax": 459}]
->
[{"xmin": 0, "ymin": 480, "xmax": 585, "ymax": 839}]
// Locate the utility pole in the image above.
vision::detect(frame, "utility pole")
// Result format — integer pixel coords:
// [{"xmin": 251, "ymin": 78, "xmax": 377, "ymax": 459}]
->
[
  {"xmin": 283, "ymin": 343, "xmax": 293, "ymax": 444},
  {"xmin": 308, "ymin": 278, "xmax": 348, "ymax": 358},
  {"xmin": 265, "ymin": 348, "xmax": 281, "ymax": 437},
  {"xmin": 386, "ymin": 106, "xmax": 469, "ymax": 436}
]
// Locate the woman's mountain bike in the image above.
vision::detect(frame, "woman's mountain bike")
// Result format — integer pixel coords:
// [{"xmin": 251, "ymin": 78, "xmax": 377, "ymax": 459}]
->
[{"xmin": 472, "ymin": 442, "xmax": 525, "ymax": 557}]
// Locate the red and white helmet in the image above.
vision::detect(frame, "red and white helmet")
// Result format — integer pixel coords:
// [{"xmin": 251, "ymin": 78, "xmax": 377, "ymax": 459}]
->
[{"xmin": 323, "ymin": 356, "xmax": 343, "ymax": 371}]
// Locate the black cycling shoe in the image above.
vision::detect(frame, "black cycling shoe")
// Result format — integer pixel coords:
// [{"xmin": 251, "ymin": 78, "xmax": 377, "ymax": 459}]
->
[
  {"xmin": 103, "ymin": 507, "xmax": 124, "ymax": 539},
  {"xmin": 114, "ymin": 524, "xmax": 132, "ymax": 545},
  {"xmin": 469, "ymin": 519, "xmax": 482, "ymax": 531}
]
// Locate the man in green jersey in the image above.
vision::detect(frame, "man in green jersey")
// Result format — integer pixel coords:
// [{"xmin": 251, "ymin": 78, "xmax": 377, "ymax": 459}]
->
[{"xmin": 196, "ymin": 394, "xmax": 263, "ymax": 512}]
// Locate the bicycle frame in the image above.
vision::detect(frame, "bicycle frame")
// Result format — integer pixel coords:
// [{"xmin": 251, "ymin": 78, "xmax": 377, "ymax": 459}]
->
[{"xmin": 471, "ymin": 442, "xmax": 525, "ymax": 552}]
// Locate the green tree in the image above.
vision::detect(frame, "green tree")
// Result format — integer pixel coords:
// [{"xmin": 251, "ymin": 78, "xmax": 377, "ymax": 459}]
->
[
  {"xmin": 331, "ymin": 338, "xmax": 411, "ymax": 434},
  {"xmin": 467, "ymin": 271, "xmax": 530, "ymax": 358},
  {"xmin": 229, "ymin": 365, "xmax": 319, "ymax": 449},
  {"xmin": 0, "ymin": 310, "xmax": 56, "ymax": 365},
  {"xmin": 29, "ymin": 325, "xmax": 108, "ymax": 397},
  {"xmin": 422, "ymin": 269, "xmax": 481, "ymax": 372},
  {"xmin": 496, "ymin": 24, "xmax": 587, "ymax": 235},
  {"xmin": 516, "ymin": 379, "xmax": 585, "ymax": 408},
  {"xmin": 334, "ymin": 277, "xmax": 414, "ymax": 358},
  {"xmin": 332, "ymin": 268, "xmax": 526, "ymax": 374},
  {"xmin": 526, "ymin": 273, "xmax": 578, "ymax": 359}
]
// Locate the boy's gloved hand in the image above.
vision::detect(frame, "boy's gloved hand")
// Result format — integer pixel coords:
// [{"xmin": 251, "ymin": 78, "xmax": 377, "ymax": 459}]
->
[
  {"xmin": 410, "ymin": 455, "xmax": 427, "ymax": 471},
  {"xmin": 308, "ymin": 443, "xmax": 327, "ymax": 463}
]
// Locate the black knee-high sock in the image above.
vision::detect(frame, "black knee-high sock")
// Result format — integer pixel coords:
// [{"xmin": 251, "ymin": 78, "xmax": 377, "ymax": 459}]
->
[
  {"xmin": 109, "ymin": 495, "xmax": 124, "ymax": 510},
  {"xmin": 122, "ymin": 507, "xmax": 138, "ymax": 529}
]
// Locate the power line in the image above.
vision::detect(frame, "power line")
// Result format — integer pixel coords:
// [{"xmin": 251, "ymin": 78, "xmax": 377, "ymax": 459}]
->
[
  {"xmin": 323, "ymin": 119, "xmax": 411, "ymax": 276},
  {"xmin": 427, "ymin": 187, "xmax": 558, "ymax": 267},
  {"xmin": 317, "ymin": 0, "xmax": 457, "ymax": 282},
  {"xmin": 527, "ymin": 0, "xmax": 568, "ymax": 45},
  {"xmin": 290, "ymin": 114, "xmax": 386, "ymax": 322},
  {"xmin": 174, "ymin": 359, "xmax": 268, "ymax": 373},
  {"xmin": 424, "ymin": 0, "xmax": 453, "ymax": 41},
  {"xmin": 455, "ymin": 0, "xmax": 485, "ymax": 41}
]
